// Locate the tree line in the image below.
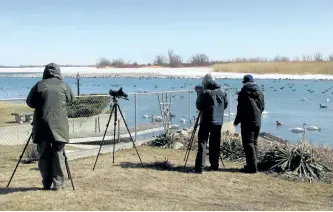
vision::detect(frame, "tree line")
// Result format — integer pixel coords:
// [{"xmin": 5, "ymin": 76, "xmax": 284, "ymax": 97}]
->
[
  {"xmin": 96, "ymin": 50, "xmax": 333, "ymax": 68},
  {"xmin": 1, "ymin": 51, "xmax": 333, "ymax": 68}
]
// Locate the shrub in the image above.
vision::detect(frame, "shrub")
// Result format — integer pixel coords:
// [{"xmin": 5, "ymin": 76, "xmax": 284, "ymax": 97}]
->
[
  {"xmin": 23, "ymin": 144, "xmax": 39, "ymax": 164},
  {"xmin": 220, "ymin": 135, "xmax": 245, "ymax": 162},
  {"xmin": 151, "ymin": 131, "xmax": 177, "ymax": 148},
  {"xmin": 67, "ymin": 95, "xmax": 110, "ymax": 118},
  {"xmin": 259, "ymin": 141, "xmax": 331, "ymax": 183}
]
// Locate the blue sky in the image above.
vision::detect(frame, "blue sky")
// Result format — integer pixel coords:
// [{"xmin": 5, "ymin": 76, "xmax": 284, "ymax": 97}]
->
[{"xmin": 0, "ymin": 0, "xmax": 333, "ymax": 65}]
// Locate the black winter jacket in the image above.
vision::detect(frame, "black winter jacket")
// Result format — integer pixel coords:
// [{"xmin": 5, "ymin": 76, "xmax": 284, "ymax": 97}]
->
[
  {"xmin": 196, "ymin": 76, "xmax": 228, "ymax": 125},
  {"xmin": 234, "ymin": 82, "xmax": 265, "ymax": 128}
]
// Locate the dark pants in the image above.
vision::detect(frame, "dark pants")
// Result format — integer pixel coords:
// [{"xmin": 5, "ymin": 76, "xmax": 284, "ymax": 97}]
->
[
  {"xmin": 37, "ymin": 141, "xmax": 65, "ymax": 189},
  {"xmin": 241, "ymin": 126, "xmax": 260, "ymax": 173},
  {"xmin": 195, "ymin": 124, "xmax": 222, "ymax": 171}
]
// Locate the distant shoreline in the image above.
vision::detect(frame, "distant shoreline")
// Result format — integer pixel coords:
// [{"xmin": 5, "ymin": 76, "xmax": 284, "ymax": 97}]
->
[{"xmin": 0, "ymin": 66, "xmax": 333, "ymax": 80}]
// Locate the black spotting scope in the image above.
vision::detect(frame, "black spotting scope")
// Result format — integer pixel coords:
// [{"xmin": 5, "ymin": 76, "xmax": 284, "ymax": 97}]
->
[{"xmin": 109, "ymin": 87, "xmax": 129, "ymax": 100}]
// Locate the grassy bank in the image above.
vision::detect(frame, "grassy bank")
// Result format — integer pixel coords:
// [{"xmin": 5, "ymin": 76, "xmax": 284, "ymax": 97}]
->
[
  {"xmin": 0, "ymin": 101, "xmax": 33, "ymax": 127},
  {"xmin": 1, "ymin": 145, "xmax": 333, "ymax": 210},
  {"xmin": 212, "ymin": 62, "xmax": 333, "ymax": 75}
]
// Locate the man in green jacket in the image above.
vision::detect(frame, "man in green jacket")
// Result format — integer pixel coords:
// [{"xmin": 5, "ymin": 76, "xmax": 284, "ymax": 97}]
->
[{"xmin": 26, "ymin": 63, "xmax": 74, "ymax": 190}]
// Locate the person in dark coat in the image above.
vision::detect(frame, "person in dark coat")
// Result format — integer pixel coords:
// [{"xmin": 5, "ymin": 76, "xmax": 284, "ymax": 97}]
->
[
  {"xmin": 234, "ymin": 75, "xmax": 265, "ymax": 173},
  {"xmin": 194, "ymin": 73, "xmax": 228, "ymax": 173},
  {"xmin": 26, "ymin": 63, "xmax": 74, "ymax": 190}
]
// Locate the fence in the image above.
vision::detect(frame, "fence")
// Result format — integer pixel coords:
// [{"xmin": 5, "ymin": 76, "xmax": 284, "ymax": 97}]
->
[{"xmin": 0, "ymin": 87, "xmax": 233, "ymax": 157}]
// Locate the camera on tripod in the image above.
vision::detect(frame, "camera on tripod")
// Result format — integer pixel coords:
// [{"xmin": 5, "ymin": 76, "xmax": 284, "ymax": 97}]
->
[
  {"xmin": 109, "ymin": 87, "xmax": 129, "ymax": 100},
  {"xmin": 194, "ymin": 85, "xmax": 203, "ymax": 93}
]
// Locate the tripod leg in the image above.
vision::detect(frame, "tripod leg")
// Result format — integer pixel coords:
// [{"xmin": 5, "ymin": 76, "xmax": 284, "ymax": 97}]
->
[
  {"xmin": 93, "ymin": 105, "xmax": 115, "ymax": 171},
  {"xmin": 117, "ymin": 105, "xmax": 144, "ymax": 166},
  {"xmin": 63, "ymin": 150, "xmax": 75, "ymax": 191},
  {"xmin": 113, "ymin": 105, "xmax": 117, "ymax": 164},
  {"xmin": 219, "ymin": 155, "xmax": 225, "ymax": 168},
  {"xmin": 183, "ymin": 111, "xmax": 201, "ymax": 163},
  {"xmin": 184, "ymin": 124, "xmax": 197, "ymax": 161},
  {"xmin": 7, "ymin": 133, "xmax": 32, "ymax": 188},
  {"xmin": 183, "ymin": 127, "xmax": 196, "ymax": 170}
]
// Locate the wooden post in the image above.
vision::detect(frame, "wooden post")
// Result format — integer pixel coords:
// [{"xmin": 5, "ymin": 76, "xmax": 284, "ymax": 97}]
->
[{"xmin": 76, "ymin": 72, "xmax": 80, "ymax": 96}]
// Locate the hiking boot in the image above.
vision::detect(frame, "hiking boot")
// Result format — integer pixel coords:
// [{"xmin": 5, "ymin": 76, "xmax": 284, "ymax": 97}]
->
[
  {"xmin": 191, "ymin": 169, "xmax": 204, "ymax": 174},
  {"xmin": 207, "ymin": 166, "xmax": 218, "ymax": 171},
  {"xmin": 240, "ymin": 166, "xmax": 257, "ymax": 174}
]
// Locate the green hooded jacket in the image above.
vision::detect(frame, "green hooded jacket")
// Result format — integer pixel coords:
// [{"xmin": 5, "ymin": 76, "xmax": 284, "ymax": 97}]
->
[{"xmin": 26, "ymin": 63, "xmax": 74, "ymax": 143}]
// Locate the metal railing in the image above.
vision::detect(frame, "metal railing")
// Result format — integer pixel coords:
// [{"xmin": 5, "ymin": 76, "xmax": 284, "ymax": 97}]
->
[{"xmin": 0, "ymin": 87, "xmax": 233, "ymax": 148}]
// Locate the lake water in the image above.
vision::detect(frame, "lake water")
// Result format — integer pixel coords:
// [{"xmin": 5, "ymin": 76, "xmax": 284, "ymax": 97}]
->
[{"xmin": 1, "ymin": 74, "xmax": 332, "ymax": 147}]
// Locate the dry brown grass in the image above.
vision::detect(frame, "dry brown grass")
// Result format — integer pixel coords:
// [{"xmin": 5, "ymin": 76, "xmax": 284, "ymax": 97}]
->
[
  {"xmin": 0, "ymin": 101, "xmax": 33, "ymax": 127},
  {"xmin": 212, "ymin": 62, "xmax": 333, "ymax": 75},
  {"xmin": 1, "ymin": 145, "xmax": 333, "ymax": 211}
]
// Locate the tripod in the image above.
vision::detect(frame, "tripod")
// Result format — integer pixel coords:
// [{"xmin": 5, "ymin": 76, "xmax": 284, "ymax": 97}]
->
[
  {"xmin": 92, "ymin": 96, "xmax": 143, "ymax": 170},
  {"xmin": 7, "ymin": 129, "xmax": 75, "ymax": 190},
  {"xmin": 183, "ymin": 111, "xmax": 225, "ymax": 170}
]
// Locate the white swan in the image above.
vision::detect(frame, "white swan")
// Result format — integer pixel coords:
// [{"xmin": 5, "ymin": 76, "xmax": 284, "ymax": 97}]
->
[
  {"xmin": 262, "ymin": 111, "xmax": 269, "ymax": 115},
  {"xmin": 306, "ymin": 126, "xmax": 322, "ymax": 131},
  {"xmin": 142, "ymin": 114, "xmax": 150, "ymax": 118},
  {"xmin": 169, "ymin": 124, "xmax": 179, "ymax": 129},
  {"xmin": 300, "ymin": 98, "xmax": 308, "ymax": 101},
  {"xmin": 230, "ymin": 112, "xmax": 236, "ymax": 116},
  {"xmin": 291, "ymin": 123, "xmax": 306, "ymax": 133},
  {"xmin": 180, "ymin": 117, "xmax": 186, "ymax": 124},
  {"xmin": 153, "ymin": 116, "xmax": 163, "ymax": 122},
  {"xmin": 291, "ymin": 127, "xmax": 305, "ymax": 133},
  {"xmin": 224, "ymin": 113, "xmax": 229, "ymax": 117}
]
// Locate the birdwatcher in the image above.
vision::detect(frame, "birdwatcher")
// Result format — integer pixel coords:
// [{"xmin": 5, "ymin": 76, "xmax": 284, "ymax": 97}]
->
[
  {"xmin": 26, "ymin": 63, "xmax": 74, "ymax": 190},
  {"xmin": 194, "ymin": 73, "xmax": 228, "ymax": 173},
  {"xmin": 233, "ymin": 74, "xmax": 265, "ymax": 173}
]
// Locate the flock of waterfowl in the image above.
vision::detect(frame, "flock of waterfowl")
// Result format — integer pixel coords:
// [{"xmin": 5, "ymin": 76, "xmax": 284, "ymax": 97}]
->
[{"xmin": 258, "ymin": 79, "xmax": 331, "ymax": 134}]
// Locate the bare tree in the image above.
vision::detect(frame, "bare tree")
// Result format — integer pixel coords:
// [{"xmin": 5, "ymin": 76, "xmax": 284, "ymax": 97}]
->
[
  {"xmin": 314, "ymin": 52, "xmax": 323, "ymax": 61},
  {"xmin": 293, "ymin": 56, "xmax": 300, "ymax": 62},
  {"xmin": 168, "ymin": 49, "xmax": 183, "ymax": 67},
  {"xmin": 328, "ymin": 54, "xmax": 333, "ymax": 61},
  {"xmin": 112, "ymin": 58, "xmax": 126, "ymax": 67},
  {"xmin": 274, "ymin": 55, "xmax": 281, "ymax": 62},
  {"xmin": 280, "ymin": 56, "xmax": 290, "ymax": 62},
  {"xmin": 189, "ymin": 53, "xmax": 209, "ymax": 66},
  {"xmin": 168, "ymin": 49, "xmax": 174, "ymax": 64},
  {"xmin": 302, "ymin": 55, "xmax": 313, "ymax": 62},
  {"xmin": 153, "ymin": 55, "xmax": 168, "ymax": 65},
  {"xmin": 96, "ymin": 57, "xmax": 111, "ymax": 68},
  {"xmin": 170, "ymin": 54, "xmax": 183, "ymax": 67}
]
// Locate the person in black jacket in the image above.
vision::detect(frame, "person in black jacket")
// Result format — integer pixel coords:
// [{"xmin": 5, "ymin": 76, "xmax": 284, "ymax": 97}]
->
[
  {"xmin": 194, "ymin": 73, "xmax": 228, "ymax": 173},
  {"xmin": 234, "ymin": 75, "xmax": 265, "ymax": 173}
]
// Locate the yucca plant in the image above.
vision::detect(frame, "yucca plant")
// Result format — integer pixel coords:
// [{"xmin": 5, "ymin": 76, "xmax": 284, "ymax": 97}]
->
[
  {"xmin": 220, "ymin": 135, "xmax": 245, "ymax": 162},
  {"xmin": 259, "ymin": 141, "xmax": 331, "ymax": 183},
  {"xmin": 23, "ymin": 144, "xmax": 39, "ymax": 164},
  {"xmin": 151, "ymin": 131, "xmax": 177, "ymax": 148}
]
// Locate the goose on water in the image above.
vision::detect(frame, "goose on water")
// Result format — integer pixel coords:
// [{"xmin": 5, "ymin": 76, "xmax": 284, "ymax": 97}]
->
[{"xmin": 276, "ymin": 121, "xmax": 283, "ymax": 126}]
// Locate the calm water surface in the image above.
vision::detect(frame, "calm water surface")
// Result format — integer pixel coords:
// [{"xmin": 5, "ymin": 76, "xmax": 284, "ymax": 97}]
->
[{"xmin": 1, "ymin": 74, "xmax": 332, "ymax": 147}]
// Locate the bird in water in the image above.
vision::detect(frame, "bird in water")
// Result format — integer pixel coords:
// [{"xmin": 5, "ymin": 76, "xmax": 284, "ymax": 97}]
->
[{"xmin": 276, "ymin": 121, "xmax": 283, "ymax": 126}]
